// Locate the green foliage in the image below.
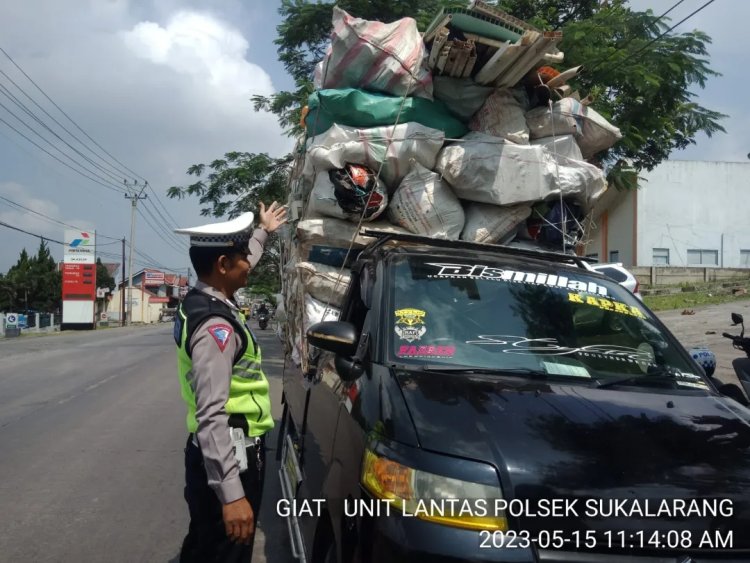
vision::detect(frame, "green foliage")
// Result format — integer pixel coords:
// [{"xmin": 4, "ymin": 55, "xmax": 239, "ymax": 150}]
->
[
  {"xmin": 0, "ymin": 241, "xmax": 61, "ymax": 312},
  {"xmin": 96, "ymin": 258, "xmax": 116, "ymax": 292},
  {"xmin": 254, "ymin": 0, "xmax": 723, "ymax": 170}
]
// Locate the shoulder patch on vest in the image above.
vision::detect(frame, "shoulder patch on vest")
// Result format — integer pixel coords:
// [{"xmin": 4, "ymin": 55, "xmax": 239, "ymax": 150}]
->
[{"xmin": 207, "ymin": 323, "xmax": 233, "ymax": 352}]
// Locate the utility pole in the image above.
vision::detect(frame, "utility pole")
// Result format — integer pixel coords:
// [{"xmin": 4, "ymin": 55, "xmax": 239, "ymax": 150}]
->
[
  {"xmin": 124, "ymin": 180, "xmax": 148, "ymax": 326},
  {"xmin": 121, "ymin": 237, "xmax": 126, "ymax": 327}
]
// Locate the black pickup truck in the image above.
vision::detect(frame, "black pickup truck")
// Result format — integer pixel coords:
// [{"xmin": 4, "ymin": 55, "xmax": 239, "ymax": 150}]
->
[{"xmin": 278, "ymin": 232, "xmax": 750, "ymax": 563}]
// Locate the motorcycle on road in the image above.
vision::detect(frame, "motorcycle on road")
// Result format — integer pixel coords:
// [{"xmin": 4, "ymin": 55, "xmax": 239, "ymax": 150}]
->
[
  {"xmin": 722, "ymin": 312, "xmax": 750, "ymax": 403},
  {"xmin": 258, "ymin": 313, "xmax": 269, "ymax": 330}
]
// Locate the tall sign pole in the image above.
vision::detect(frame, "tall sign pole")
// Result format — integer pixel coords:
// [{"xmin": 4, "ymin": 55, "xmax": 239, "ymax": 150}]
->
[{"xmin": 124, "ymin": 180, "xmax": 147, "ymax": 325}]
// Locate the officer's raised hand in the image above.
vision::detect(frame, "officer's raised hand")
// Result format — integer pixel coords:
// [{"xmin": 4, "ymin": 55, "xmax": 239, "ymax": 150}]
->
[{"xmin": 258, "ymin": 201, "xmax": 287, "ymax": 233}]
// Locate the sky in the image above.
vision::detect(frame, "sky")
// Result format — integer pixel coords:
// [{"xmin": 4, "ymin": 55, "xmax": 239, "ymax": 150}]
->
[{"xmin": 0, "ymin": 0, "xmax": 746, "ymax": 277}]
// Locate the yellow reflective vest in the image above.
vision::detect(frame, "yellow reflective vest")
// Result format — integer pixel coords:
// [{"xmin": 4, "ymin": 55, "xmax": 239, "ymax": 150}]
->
[{"xmin": 175, "ymin": 289, "xmax": 273, "ymax": 437}]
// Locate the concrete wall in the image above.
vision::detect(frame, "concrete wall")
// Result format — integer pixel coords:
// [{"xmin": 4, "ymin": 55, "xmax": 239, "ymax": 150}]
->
[
  {"xmin": 584, "ymin": 187, "xmax": 635, "ymax": 265},
  {"xmin": 637, "ymin": 161, "xmax": 750, "ymax": 268},
  {"xmin": 109, "ymin": 287, "xmax": 164, "ymax": 324},
  {"xmin": 631, "ymin": 267, "xmax": 750, "ymax": 287}
]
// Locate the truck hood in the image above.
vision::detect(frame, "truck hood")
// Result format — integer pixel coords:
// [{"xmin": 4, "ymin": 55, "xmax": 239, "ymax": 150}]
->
[{"xmin": 395, "ymin": 369, "xmax": 750, "ymax": 548}]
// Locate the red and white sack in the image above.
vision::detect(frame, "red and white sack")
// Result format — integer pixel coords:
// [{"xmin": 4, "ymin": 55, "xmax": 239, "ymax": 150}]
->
[
  {"xmin": 460, "ymin": 203, "xmax": 532, "ymax": 244},
  {"xmin": 525, "ymin": 98, "xmax": 622, "ymax": 158},
  {"xmin": 388, "ymin": 161, "xmax": 464, "ymax": 240},
  {"xmin": 296, "ymin": 262, "xmax": 351, "ymax": 308},
  {"xmin": 302, "ymin": 123, "xmax": 445, "ymax": 191},
  {"xmin": 315, "ymin": 7, "xmax": 432, "ymax": 99},
  {"xmin": 469, "ymin": 88, "xmax": 529, "ymax": 144}
]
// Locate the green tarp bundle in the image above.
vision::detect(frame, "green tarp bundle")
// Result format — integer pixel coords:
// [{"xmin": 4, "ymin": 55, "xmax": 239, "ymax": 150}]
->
[{"xmin": 305, "ymin": 88, "xmax": 469, "ymax": 139}]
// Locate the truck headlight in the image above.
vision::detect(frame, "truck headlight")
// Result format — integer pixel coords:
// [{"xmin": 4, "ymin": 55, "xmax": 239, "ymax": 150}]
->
[{"xmin": 361, "ymin": 449, "xmax": 507, "ymax": 531}]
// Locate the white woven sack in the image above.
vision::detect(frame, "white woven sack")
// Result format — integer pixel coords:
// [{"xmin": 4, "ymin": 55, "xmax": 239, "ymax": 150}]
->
[
  {"xmin": 302, "ymin": 123, "xmax": 445, "ymax": 191},
  {"xmin": 296, "ymin": 217, "xmax": 410, "ymax": 261},
  {"xmin": 296, "ymin": 262, "xmax": 351, "ymax": 308},
  {"xmin": 306, "ymin": 171, "xmax": 388, "ymax": 222},
  {"xmin": 469, "ymin": 88, "xmax": 529, "ymax": 144},
  {"xmin": 388, "ymin": 161, "xmax": 464, "ymax": 240},
  {"xmin": 525, "ymin": 98, "xmax": 622, "ymax": 158},
  {"xmin": 316, "ymin": 7, "xmax": 432, "ymax": 99},
  {"xmin": 530, "ymin": 134, "xmax": 583, "ymax": 161},
  {"xmin": 437, "ymin": 132, "xmax": 554, "ymax": 206},
  {"xmin": 460, "ymin": 203, "xmax": 532, "ymax": 244}
]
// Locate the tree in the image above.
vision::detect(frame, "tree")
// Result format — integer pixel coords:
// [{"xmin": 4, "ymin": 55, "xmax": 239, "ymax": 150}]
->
[
  {"xmin": 252, "ymin": 0, "xmax": 724, "ymax": 170},
  {"xmin": 96, "ymin": 258, "xmax": 116, "ymax": 292},
  {"xmin": 2, "ymin": 241, "xmax": 61, "ymax": 312}
]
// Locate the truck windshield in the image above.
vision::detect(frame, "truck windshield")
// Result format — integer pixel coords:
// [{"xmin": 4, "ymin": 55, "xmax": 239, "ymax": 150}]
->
[{"xmin": 387, "ymin": 255, "xmax": 707, "ymax": 391}]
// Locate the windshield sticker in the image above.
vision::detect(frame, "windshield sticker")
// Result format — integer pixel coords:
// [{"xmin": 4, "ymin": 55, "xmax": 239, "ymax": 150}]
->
[
  {"xmin": 673, "ymin": 371, "xmax": 709, "ymax": 389},
  {"xmin": 466, "ymin": 335, "xmax": 656, "ymax": 367},
  {"xmin": 568, "ymin": 292, "xmax": 647, "ymax": 319},
  {"xmin": 397, "ymin": 344, "xmax": 456, "ymax": 358},
  {"xmin": 426, "ymin": 263, "xmax": 608, "ymax": 296},
  {"xmin": 395, "ymin": 308, "xmax": 427, "ymax": 342},
  {"xmin": 542, "ymin": 361, "xmax": 591, "ymax": 378}
]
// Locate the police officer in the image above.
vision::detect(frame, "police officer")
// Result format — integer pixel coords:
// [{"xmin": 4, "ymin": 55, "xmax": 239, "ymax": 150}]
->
[{"xmin": 173, "ymin": 202, "xmax": 287, "ymax": 562}]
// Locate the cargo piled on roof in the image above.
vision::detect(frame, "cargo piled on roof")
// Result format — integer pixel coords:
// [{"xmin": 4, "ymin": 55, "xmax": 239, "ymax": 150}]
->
[{"xmin": 278, "ymin": 2, "xmax": 624, "ymax": 369}]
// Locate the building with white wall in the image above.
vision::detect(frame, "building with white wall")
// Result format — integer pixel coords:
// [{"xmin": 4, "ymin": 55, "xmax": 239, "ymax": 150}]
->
[{"xmin": 585, "ymin": 161, "xmax": 750, "ymax": 268}]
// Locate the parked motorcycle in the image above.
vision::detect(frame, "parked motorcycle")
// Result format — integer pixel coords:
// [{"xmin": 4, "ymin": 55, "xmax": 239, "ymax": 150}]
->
[
  {"xmin": 722, "ymin": 312, "xmax": 750, "ymax": 404},
  {"xmin": 258, "ymin": 313, "xmax": 269, "ymax": 330}
]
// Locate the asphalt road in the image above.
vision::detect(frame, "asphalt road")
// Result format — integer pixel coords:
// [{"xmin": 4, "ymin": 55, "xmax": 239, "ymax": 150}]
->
[{"xmin": 0, "ymin": 322, "xmax": 296, "ymax": 563}]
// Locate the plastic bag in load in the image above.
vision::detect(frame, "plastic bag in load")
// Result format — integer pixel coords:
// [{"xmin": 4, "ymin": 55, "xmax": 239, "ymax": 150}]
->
[
  {"xmin": 460, "ymin": 203, "xmax": 532, "ymax": 244},
  {"xmin": 525, "ymin": 98, "xmax": 622, "ymax": 158},
  {"xmin": 469, "ymin": 88, "xmax": 530, "ymax": 145},
  {"xmin": 305, "ymin": 89, "xmax": 467, "ymax": 138},
  {"xmin": 303, "ymin": 123, "xmax": 445, "ymax": 191},
  {"xmin": 436, "ymin": 132, "xmax": 606, "ymax": 208},
  {"xmin": 315, "ymin": 7, "xmax": 432, "ymax": 99},
  {"xmin": 388, "ymin": 161, "xmax": 464, "ymax": 240},
  {"xmin": 432, "ymin": 77, "xmax": 494, "ymax": 121},
  {"xmin": 303, "ymin": 294, "xmax": 341, "ymax": 337},
  {"xmin": 296, "ymin": 217, "xmax": 410, "ymax": 267},
  {"xmin": 296, "ymin": 262, "xmax": 351, "ymax": 308},
  {"xmin": 306, "ymin": 167, "xmax": 388, "ymax": 222},
  {"xmin": 530, "ymin": 134, "xmax": 583, "ymax": 161}
]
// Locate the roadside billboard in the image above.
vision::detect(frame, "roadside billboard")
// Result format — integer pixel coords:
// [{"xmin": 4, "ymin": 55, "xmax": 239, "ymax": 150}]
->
[
  {"xmin": 143, "ymin": 270, "xmax": 165, "ymax": 286},
  {"xmin": 62, "ymin": 230, "xmax": 96, "ymax": 328}
]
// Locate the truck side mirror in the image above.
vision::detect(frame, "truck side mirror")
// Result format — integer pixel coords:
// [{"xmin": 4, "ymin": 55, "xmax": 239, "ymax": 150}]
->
[{"xmin": 307, "ymin": 321, "xmax": 359, "ymax": 357}]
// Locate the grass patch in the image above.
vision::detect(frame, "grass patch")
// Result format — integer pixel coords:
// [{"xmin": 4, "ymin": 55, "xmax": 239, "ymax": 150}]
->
[{"xmin": 643, "ymin": 291, "xmax": 750, "ymax": 311}]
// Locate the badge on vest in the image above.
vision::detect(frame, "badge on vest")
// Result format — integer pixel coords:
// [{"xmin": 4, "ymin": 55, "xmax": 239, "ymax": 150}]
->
[{"xmin": 207, "ymin": 323, "xmax": 233, "ymax": 352}]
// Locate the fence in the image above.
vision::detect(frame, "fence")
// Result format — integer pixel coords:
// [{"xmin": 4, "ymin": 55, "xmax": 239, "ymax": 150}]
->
[
  {"xmin": 632, "ymin": 267, "xmax": 750, "ymax": 288},
  {"xmin": 0, "ymin": 312, "xmax": 59, "ymax": 337}
]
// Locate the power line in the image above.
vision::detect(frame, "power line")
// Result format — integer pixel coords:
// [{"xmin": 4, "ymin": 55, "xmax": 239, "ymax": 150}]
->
[
  {"xmin": 588, "ymin": 0, "xmax": 705, "ymax": 73},
  {"xmin": 136, "ymin": 205, "xmax": 187, "ymax": 251},
  {"xmin": 147, "ymin": 183, "xmax": 180, "ymax": 228},
  {"xmin": 0, "ymin": 77, "xmax": 129, "ymax": 185},
  {"xmin": 606, "ymin": 0, "xmax": 718, "ymax": 74},
  {"xmin": 0, "ymin": 116, "xmax": 127, "ymax": 195},
  {"xmin": 0, "ymin": 219, "xmax": 65, "ymax": 244},
  {"xmin": 0, "ymin": 193, "xmax": 121, "ymax": 240},
  {"xmin": 0, "ymin": 45, "xmax": 147, "ymax": 185}
]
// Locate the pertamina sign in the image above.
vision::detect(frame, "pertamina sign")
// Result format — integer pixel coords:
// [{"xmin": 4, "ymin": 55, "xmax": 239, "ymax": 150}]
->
[{"xmin": 64, "ymin": 230, "xmax": 96, "ymax": 264}]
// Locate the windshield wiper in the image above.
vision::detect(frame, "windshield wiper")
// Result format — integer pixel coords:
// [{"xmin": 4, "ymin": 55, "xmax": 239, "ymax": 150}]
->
[
  {"xmin": 420, "ymin": 365, "xmax": 549, "ymax": 378},
  {"xmin": 591, "ymin": 367, "xmax": 680, "ymax": 389}
]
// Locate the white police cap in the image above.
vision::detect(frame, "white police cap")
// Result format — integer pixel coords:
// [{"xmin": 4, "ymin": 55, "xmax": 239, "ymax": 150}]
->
[{"xmin": 174, "ymin": 212, "xmax": 255, "ymax": 248}]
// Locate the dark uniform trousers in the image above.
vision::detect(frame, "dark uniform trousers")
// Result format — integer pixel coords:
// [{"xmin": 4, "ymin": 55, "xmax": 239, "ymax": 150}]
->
[{"xmin": 180, "ymin": 435, "xmax": 266, "ymax": 563}]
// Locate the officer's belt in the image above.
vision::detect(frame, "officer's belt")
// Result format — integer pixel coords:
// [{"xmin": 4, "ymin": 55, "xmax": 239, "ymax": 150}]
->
[{"xmin": 190, "ymin": 432, "xmax": 260, "ymax": 449}]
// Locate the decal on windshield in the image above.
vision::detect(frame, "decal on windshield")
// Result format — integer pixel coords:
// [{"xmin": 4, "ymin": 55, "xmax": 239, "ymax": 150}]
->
[
  {"xmin": 466, "ymin": 335, "xmax": 655, "ymax": 367},
  {"xmin": 568, "ymin": 292, "xmax": 647, "ymax": 318},
  {"xmin": 394, "ymin": 308, "xmax": 427, "ymax": 342},
  {"xmin": 397, "ymin": 344, "xmax": 456, "ymax": 358},
  {"xmin": 426, "ymin": 263, "xmax": 608, "ymax": 296}
]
